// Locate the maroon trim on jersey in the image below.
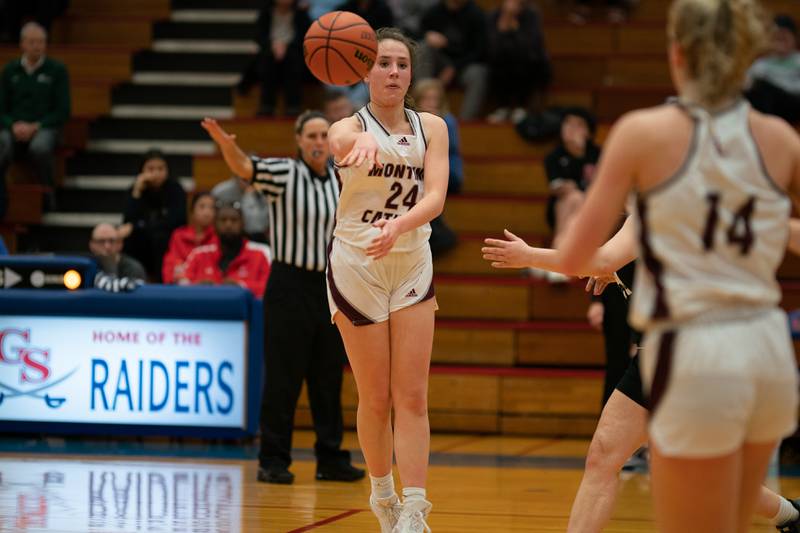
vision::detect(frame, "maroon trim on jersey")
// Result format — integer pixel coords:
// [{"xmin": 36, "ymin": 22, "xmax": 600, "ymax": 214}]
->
[
  {"xmin": 637, "ymin": 197, "xmax": 670, "ymax": 320},
  {"xmin": 647, "ymin": 330, "xmax": 676, "ymax": 413},
  {"xmin": 419, "ymin": 278, "xmax": 435, "ymax": 304},
  {"xmin": 412, "ymin": 110, "xmax": 428, "ymax": 150},
  {"xmin": 364, "ymin": 105, "xmax": 391, "ymax": 136},
  {"xmin": 355, "ymin": 111, "xmax": 367, "ymax": 132},
  {"xmin": 326, "ymin": 239, "xmax": 375, "ymax": 326}
]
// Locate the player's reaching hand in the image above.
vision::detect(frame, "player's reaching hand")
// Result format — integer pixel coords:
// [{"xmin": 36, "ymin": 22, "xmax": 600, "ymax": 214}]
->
[
  {"xmin": 339, "ymin": 131, "xmax": 383, "ymax": 171},
  {"xmin": 201, "ymin": 118, "xmax": 237, "ymax": 148},
  {"xmin": 482, "ymin": 229, "xmax": 532, "ymax": 268},
  {"xmin": 367, "ymin": 218, "xmax": 401, "ymax": 259},
  {"xmin": 585, "ymin": 275, "xmax": 615, "ymax": 296}
]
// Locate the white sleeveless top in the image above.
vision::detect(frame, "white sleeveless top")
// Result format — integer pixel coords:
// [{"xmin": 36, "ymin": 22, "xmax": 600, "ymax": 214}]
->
[
  {"xmin": 333, "ymin": 105, "xmax": 431, "ymax": 253},
  {"xmin": 630, "ymin": 99, "xmax": 790, "ymax": 330}
]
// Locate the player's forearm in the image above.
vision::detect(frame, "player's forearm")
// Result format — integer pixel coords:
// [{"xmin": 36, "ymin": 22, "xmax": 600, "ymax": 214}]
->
[
  {"xmin": 395, "ymin": 190, "xmax": 445, "ymax": 235},
  {"xmin": 527, "ymin": 247, "xmax": 615, "ymax": 278},
  {"xmin": 219, "ymin": 140, "xmax": 253, "ymax": 180},
  {"xmin": 789, "ymin": 219, "xmax": 800, "ymax": 256}
]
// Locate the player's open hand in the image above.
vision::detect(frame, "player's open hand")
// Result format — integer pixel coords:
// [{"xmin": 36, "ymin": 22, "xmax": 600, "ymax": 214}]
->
[
  {"xmin": 201, "ymin": 117, "xmax": 237, "ymax": 147},
  {"xmin": 339, "ymin": 131, "xmax": 382, "ymax": 171},
  {"xmin": 367, "ymin": 218, "xmax": 401, "ymax": 259},
  {"xmin": 482, "ymin": 229, "xmax": 530, "ymax": 268},
  {"xmin": 584, "ymin": 275, "xmax": 615, "ymax": 296}
]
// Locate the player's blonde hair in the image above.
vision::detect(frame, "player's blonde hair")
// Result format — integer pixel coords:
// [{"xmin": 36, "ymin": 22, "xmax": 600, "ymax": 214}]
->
[{"xmin": 668, "ymin": 0, "xmax": 770, "ymax": 107}]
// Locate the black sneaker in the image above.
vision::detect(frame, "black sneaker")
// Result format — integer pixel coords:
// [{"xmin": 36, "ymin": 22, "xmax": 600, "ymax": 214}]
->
[
  {"xmin": 777, "ymin": 498, "xmax": 800, "ymax": 532},
  {"xmin": 316, "ymin": 462, "xmax": 365, "ymax": 482},
  {"xmin": 257, "ymin": 464, "xmax": 294, "ymax": 485}
]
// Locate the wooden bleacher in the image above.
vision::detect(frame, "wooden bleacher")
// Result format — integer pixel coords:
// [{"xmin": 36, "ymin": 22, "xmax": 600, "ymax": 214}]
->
[{"xmin": 6, "ymin": 0, "xmax": 800, "ymax": 436}]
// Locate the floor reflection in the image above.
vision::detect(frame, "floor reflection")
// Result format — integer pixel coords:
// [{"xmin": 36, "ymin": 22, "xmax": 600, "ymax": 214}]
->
[{"xmin": 0, "ymin": 458, "xmax": 242, "ymax": 532}]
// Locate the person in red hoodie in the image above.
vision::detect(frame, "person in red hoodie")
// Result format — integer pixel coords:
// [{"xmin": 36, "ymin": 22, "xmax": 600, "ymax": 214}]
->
[
  {"xmin": 183, "ymin": 201, "xmax": 271, "ymax": 298},
  {"xmin": 162, "ymin": 192, "xmax": 218, "ymax": 284}
]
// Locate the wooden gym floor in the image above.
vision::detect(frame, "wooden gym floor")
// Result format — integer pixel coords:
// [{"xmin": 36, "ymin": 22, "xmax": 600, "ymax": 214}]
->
[{"xmin": 1, "ymin": 431, "xmax": 798, "ymax": 532}]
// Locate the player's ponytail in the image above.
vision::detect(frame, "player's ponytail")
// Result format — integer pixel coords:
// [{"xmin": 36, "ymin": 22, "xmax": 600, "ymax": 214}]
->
[
  {"xmin": 668, "ymin": 0, "xmax": 769, "ymax": 107},
  {"xmin": 375, "ymin": 27, "xmax": 417, "ymax": 109}
]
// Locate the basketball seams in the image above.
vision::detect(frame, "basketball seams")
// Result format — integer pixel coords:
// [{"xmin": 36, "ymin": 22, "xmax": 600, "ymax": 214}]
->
[
  {"xmin": 324, "ymin": 11, "xmax": 344, "ymax": 86},
  {"xmin": 303, "ymin": 35, "xmax": 377, "ymax": 55}
]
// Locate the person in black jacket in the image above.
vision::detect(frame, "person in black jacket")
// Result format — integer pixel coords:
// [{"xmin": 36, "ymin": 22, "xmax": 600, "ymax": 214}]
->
[
  {"xmin": 120, "ymin": 149, "xmax": 186, "ymax": 282},
  {"xmin": 335, "ymin": 0, "xmax": 394, "ymax": 30},
  {"xmin": 240, "ymin": 0, "xmax": 311, "ymax": 117},
  {"xmin": 486, "ymin": 0, "xmax": 550, "ymax": 124},
  {"xmin": 417, "ymin": 0, "xmax": 489, "ymax": 120}
]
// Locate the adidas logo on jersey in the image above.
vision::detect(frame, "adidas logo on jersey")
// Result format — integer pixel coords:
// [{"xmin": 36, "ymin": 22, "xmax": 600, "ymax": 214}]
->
[
  {"xmin": 397, "ymin": 136, "xmax": 410, "ymax": 146},
  {"xmin": 405, "ymin": 288, "xmax": 418, "ymax": 298}
]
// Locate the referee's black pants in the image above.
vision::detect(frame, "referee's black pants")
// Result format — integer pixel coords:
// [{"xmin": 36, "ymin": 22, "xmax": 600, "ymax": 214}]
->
[
  {"xmin": 259, "ymin": 262, "xmax": 349, "ymax": 469},
  {"xmin": 600, "ymin": 282, "xmax": 634, "ymax": 406}
]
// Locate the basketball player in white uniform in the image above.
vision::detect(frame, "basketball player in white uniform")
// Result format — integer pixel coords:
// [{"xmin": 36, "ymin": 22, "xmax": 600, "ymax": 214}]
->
[
  {"xmin": 483, "ymin": 216, "xmax": 800, "ymax": 532},
  {"xmin": 533, "ymin": 0, "xmax": 800, "ymax": 530},
  {"xmin": 327, "ymin": 27, "xmax": 449, "ymax": 533}
]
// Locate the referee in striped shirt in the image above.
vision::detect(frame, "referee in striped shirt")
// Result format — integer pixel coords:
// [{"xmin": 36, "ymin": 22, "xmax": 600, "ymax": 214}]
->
[{"xmin": 202, "ymin": 113, "xmax": 364, "ymax": 484}]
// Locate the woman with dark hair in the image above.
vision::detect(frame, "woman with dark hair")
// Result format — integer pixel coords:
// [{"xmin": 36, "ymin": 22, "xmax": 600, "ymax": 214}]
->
[
  {"xmin": 162, "ymin": 192, "xmax": 218, "ymax": 284},
  {"xmin": 201, "ymin": 111, "xmax": 364, "ymax": 486},
  {"xmin": 119, "ymin": 149, "xmax": 187, "ymax": 282}
]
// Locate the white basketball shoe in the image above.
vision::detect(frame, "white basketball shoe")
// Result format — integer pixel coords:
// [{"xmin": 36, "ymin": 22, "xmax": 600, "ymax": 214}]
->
[
  {"xmin": 392, "ymin": 499, "xmax": 432, "ymax": 533},
  {"xmin": 370, "ymin": 493, "xmax": 403, "ymax": 533}
]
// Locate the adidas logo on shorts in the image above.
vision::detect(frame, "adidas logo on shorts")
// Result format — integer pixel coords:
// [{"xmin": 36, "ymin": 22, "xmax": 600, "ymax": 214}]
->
[
  {"xmin": 397, "ymin": 136, "xmax": 410, "ymax": 146},
  {"xmin": 405, "ymin": 288, "xmax": 418, "ymax": 298}
]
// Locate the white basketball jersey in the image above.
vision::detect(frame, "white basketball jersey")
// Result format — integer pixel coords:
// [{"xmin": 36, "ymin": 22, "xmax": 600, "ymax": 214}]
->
[
  {"xmin": 333, "ymin": 106, "xmax": 431, "ymax": 253},
  {"xmin": 630, "ymin": 99, "xmax": 790, "ymax": 331}
]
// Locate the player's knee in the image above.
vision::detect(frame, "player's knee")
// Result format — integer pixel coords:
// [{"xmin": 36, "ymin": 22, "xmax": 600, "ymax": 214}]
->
[
  {"xmin": 584, "ymin": 432, "xmax": 618, "ymax": 475},
  {"xmin": 359, "ymin": 389, "xmax": 392, "ymax": 419},
  {"xmin": 392, "ymin": 389, "xmax": 427, "ymax": 417}
]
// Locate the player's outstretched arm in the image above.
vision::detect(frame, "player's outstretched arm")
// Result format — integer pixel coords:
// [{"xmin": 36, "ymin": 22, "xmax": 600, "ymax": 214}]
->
[
  {"xmin": 483, "ymin": 216, "xmax": 638, "ymax": 278},
  {"xmin": 329, "ymin": 116, "xmax": 382, "ymax": 170},
  {"xmin": 201, "ymin": 118, "xmax": 253, "ymax": 180}
]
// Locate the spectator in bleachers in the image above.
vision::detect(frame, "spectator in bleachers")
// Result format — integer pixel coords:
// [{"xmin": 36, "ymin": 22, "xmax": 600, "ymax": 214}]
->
[
  {"xmin": 543, "ymin": 107, "xmax": 599, "ymax": 282},
  {"xmin": 0, "ymin": 21, "xmax": 70, "ymax": 216},
  {"xmin": 417, "ymin": 0, "xmax": 489, "ymax": 121},
  {"xmin": 182, "ymin": 202, "xmax": 271, "ymax": 298},
  {"xmin": 308, "ymin": 0, "xmax": 341, "ymax": 20},
  {"xmin": 162, "ymin": 192, "xmax": 218, "ymax": 284},
  {"xmin": 322, "ymin": 91, "xmax": 354, "ymax": 123},
  {"xmin": 386, "ymin": 0, "xmax": 438, "ymax": 39},
  {"xmin": 569, "ymin": 0, "xmax": 632, "ymax": 25},
  {"xmin": 413, "ymin": 78, "xmax": 463, "ymax": 194},
  {"xmin": 119, "ymin": 149, "xmax": 186, "ymax": 282},
  {"xmin": 252, "ymin": 0, "xmax": 311, "ymax": 117},
  {"xmin": 335, "ymin": 0, "xmax": 393, "ymax": 29},
  {"xmin": 89, "ymin": 222, "xmax": 146, "ymax": 281},
  {"xmin": 0, "ymin": 235, "xmax": 8, "ymax": 255},
  {"xmin": 746, "ymin": 14, "xmax": 800, "ymax": 125},
  {"xmin": 0, "ymin": 0, "xmax": 69, "ymax": 43},
  {"xmin": 486, "ymin": 0, "xmax": 550, "ymax": 125},
  {"xmin": 211, "ymin": 174, "xmax": 270, "ymax": 242}
]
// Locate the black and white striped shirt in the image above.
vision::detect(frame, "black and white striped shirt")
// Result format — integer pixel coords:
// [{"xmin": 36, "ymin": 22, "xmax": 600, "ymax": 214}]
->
[{"xmin": 251, "ymin": 156, "xmax": 339, "ymax": 272}]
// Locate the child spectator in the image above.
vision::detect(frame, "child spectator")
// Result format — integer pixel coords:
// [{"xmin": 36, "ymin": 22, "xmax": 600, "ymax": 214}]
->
[{"xmin": 413, "ymin": 78, "xmax": 463, "ymax": 194}]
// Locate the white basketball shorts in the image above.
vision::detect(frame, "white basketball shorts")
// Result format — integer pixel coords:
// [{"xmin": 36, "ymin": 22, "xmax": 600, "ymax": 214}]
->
[
  {"xmin": 640, "ymin": 307, "xmax": 799, "ymax": 458},
  {"xmin": 326, "ymin": 237, "xmax": 436, "ymax": 325}
]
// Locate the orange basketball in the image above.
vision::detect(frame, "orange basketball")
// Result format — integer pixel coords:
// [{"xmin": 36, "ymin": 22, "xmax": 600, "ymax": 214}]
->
[{"xmin": 303, "ymin": 11, "xmax": 377, "ymax": 86}]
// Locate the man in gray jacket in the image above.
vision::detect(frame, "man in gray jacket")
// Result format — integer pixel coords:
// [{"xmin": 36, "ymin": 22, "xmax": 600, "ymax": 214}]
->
[{"xmin": 211, "ymin": 175, "xmax": 269, "ymax": 243}]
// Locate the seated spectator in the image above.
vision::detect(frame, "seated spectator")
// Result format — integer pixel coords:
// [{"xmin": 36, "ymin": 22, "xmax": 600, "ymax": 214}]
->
[
  {"xmin": 162, "ymin": 192, "xmax": 218, "ymax": 284},
  {"xmin": 335, "ymin": 0, "xmax": 394, "ymax": 29},
  {"xmin": 0, "ymin": 21, "xmax": 70, "ymax": 217},
  {"xmin": 569, "ymin": 0, "xmax": 632, "ymax": 24},
  {"xmin": 119, "ymin": 149, "xmax": 186, "ymax": 282},
  {"xmin": 486, "ymin": 0, "xmax": 550, "ymax": 124},
  {"xmin": 387, "ymin": 0, "xmax": 438, "ymax": 39},
  {"xmin": 746, "ymin": 14, "xmax": 800, "ymax": 124},
  {"xmin": 417, "ymin": 0, "xmax": 489, "ymax": 121},
  {"xmin": 543, "ymin": 108, "xmax": 599, "ymax": 281},
  {"xmin": 308, "ymin": 0, "xmax": 342, "ymax": 20},
  {"xmin": 183, "ymin": 202, "xmax": 271, "ymax": 298},
  {"xmin": 89, "ymin": 223, "xmax": 147, "ymax": 281},
  {"xmin": 253, "ymin": 0, "xmax": 311, "ymax": 117},
  {"xmin": 413, "ymin": 78, "xmax": 463, "ymax": 194},
  {"xmin": 211, "ymin": 174, "xmax": 270, "ymax": 242},
  {"xmin": 322, "ymin": 91, "xmax": 355, "ymax": 123}
]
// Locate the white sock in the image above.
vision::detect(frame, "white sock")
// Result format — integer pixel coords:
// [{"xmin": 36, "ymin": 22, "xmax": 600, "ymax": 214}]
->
[
  {"xmin": 772, "ymin": 496, "xmax": 799, "ymax": 526},
  {"xmin": 402, "ymin": 487, "xmax": 427, "ymax": 503},
  {"xmin": 370, "ymin": 473, "xmax": 395, "ymax": 500}
]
